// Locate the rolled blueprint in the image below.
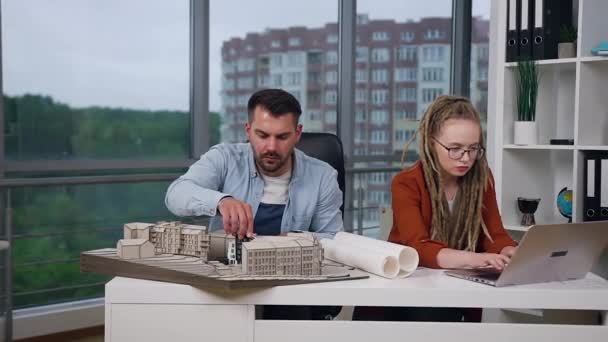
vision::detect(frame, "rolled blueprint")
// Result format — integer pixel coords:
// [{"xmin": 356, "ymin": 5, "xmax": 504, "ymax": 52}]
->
[
  {"xmin": 321, "ymin": 239, "xmax": 400, "ymax": 278},
  {"xmin": 334, "ymin": 232, "xmax": 419, "ymax": 277}
]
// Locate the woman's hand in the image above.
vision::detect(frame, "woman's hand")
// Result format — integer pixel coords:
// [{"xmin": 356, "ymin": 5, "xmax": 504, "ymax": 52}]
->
[
  {"xmin": 469, "ymin": 252, "xmax": 511, "ymax": 271},
  {"xmin": 500, "ymin": 246, "xmax": 517, "ymax": 258}
]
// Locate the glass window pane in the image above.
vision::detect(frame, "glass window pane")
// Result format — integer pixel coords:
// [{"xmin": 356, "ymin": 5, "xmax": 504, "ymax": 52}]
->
[
  {"xmin": 351, "ymin": 1, "xmax": 453, "ymax": 235},
  {"xmin": 212, "ymin": 0, "xmax": 339, "ymax": 142},
  {"xmin": 10, "ymin": 181, "xmax": 187, "ymax": 308},
  {"xmin": 2, "ymin": 0, "xmax": 190, "ymax": 160},
  {"xmin": 472, "ymin": 1, "xmax": 490, "ymax": 141}
]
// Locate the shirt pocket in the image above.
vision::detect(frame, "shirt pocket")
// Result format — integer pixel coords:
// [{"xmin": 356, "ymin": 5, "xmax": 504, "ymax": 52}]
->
[{"xmin": 290, "ymin": 214, "xmax": 313, "ymax": 231}]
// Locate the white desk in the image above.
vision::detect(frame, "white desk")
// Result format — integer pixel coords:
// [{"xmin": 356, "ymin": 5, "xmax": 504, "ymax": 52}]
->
[{"xmin": 105, "ymin": 268, "xmax": 608, "ymax": 342}]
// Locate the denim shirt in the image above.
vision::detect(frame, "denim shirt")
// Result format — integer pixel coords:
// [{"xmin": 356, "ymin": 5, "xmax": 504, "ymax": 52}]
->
[{"xmin": 165, "ymin": 143, "xmax": 343, "ymax": 239}]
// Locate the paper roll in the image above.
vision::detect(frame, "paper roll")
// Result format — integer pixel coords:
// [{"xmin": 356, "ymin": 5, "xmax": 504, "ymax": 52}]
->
[
  {"xmin": 334, "ymin": 232, "xmax": 419, "ymax": 277},
  {"xmin": 321, "ymin": 239, "xmax": 400, "ymax": 278}
]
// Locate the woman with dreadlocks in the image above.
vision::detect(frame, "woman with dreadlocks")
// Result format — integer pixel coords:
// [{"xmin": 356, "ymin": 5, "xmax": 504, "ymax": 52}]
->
[
  {"xmin": 389, "ymin": 95, "xmax": 516, "ymax": 271},
  {"xmin": 353, "ymin": 95, "xmax": 517, "ymax": 322}
]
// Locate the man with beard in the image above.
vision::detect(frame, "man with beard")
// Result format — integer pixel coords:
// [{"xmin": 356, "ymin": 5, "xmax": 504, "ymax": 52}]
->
[{"xmin": 165, "ymin": 88, "xmax": 343, "ymax": 242}]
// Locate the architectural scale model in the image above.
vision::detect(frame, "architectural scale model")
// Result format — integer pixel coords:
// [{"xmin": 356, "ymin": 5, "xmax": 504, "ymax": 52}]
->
[{"xmin": 82, "ymin": 221, "xmax": 366, "ymax": 288}]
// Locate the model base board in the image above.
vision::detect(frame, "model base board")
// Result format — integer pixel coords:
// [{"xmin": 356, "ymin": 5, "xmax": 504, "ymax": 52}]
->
[{"xmin": 80, "ymin": 248, "xmax": 368, "ymax": 289}]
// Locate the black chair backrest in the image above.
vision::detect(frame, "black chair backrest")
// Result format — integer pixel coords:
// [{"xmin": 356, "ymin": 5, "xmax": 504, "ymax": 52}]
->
[{"xmin": 295, "ymin": 132, "xmax": 346, "ymax": 217}]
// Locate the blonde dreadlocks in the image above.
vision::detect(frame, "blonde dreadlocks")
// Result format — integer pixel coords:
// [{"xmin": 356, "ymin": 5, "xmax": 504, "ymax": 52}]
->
[{"xmin": 401, "ymin": 95, "xmax": 491, "ymax": 252}]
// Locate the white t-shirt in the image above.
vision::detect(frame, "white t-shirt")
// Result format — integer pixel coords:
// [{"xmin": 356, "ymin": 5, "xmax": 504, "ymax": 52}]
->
[{"xmin": 260, "ymin": 169, "xmax": 291, "ymax": 205}]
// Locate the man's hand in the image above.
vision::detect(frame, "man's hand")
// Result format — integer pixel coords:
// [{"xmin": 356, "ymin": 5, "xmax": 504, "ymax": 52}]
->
[{"xmin": 217, "ymin": 197, "xmax": 253, "ymax": 239}]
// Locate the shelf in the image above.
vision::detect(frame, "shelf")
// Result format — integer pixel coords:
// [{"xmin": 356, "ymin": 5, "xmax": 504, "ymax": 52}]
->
[
  {"xmin": 503, "ymin": 144, "xmax": 575, "ymax": 150},
  {"xmin": 577, "ymin": 145, "xmax": 608, "ymax": 151},
  {"xmin": 505, "ymin": 58, "xmax": 577, "ymax": 68},
  {"xmin": 580, "ymin": 56, "xmax": 608, "ymax": 63}
]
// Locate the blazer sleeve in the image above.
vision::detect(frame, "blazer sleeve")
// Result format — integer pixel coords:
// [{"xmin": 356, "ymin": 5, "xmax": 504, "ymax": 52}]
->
[
  {"xmin": 391, "ymin": 175, "xmax": 447, "ymax": 269},
  {"xmin": 481, "ymin": 173, "xmax": 518, "ymax": 253}
]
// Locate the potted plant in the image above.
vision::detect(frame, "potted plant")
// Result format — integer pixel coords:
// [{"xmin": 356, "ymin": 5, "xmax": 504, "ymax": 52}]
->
[
  {"xmin": 558, "ymin": 25, "xmax": 577, "ymax": 58},
  {"xmin": 514, "ymin": 59, "xmax": 539, "ymax": 145}
]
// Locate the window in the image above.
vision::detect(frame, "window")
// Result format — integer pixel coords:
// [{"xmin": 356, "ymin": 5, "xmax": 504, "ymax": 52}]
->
[
  {"xmin": 325, "ymin": 111, "xmax": 337, "ymax": 124},
  {"xmin": 308, "ymin": 71, "xmax": 321, "ymax": 83},
  {"xmin": 355, "ymin": 89, "xmax": 367, "ymax": 103},
  {"xmin": 326, "ymin": 51, "xmax": 338, "ymax": 64},
  {"xmin": 397, "ymin": 87, "xmax": 417, "ymax": 102},
  {"xmin": 356, "ymin": 47, "xmax": 369, "ymax": 62},
  {"xmin": 395, "ymin": 129, "xmax": 415, "ymax": 142},
  {"xmin": 325, "ymin": 91, "xmax": 337, "ymax": 104},
  {"xmin": 287, "ymin": 52, "xmax": 304, "ymax": 67},
  {"xmin": 371, "ymin": 90, "xmax": 388, "ymax": 105},
  {"xmin": 370, "ymin": 130, "xmax": 389, "ymax": 144},
  {"xmin": 237, "ymin": 58, "xmax": 255, "ymax": 71},
  {"xmin": 371, "ymin": 69, "xmax": 388, "ymax": 83},
  {"xmin": 372, "ymin": 31, "xmax": 390, "ymax": 41},
  {"xmin": 237, "ymin": 77, "xmax": 254, "ymax": 89},
  {"xmin": 422, "ymin": 67, "xmax": 444, "ymax": 82},
  {"xmin": 422, "ymin": 46, "xmax": 445, "ymax": 62},
  {"xmin": 272, "ymin": 74, "xmax": 282, "ymax": 87},
  {"xmin": 422, "ymin": 88, "xmax": 444, "ymax": 103},
  {"xmin": 477, "ymin": 44, "xmax": 489, "ymax": 59},
  {"xmin": 325, "ymin": 71, "xmax": 338, "ymax": 84},
  {"xmin": 425, "ymin": 29, "xmax": 444, "ymax": 40},
  {"xmin": 401, "ymin": 31, "xmax": 415, "ymax": 42},
  {"xmin": 286, "ymin": 72, "xmax": 301, "ymax": 86},
  {"xmin": 396, "ymin": 110, "xmax": 417, "ymax": 120},
  {"xmin": 327, "ymin": 33, "xmax": 338, "ymax": 44},
  {"xmin": 222, "ymin": 78, "xmax": 235, "ymax": 90},
  {"xmin": 355, "ymin": 127, "xmax": 367, "ymax": 143},
  {"xmin": 356, "ymin": 109, "xmax": 367, "ymax": 123},
  {"xmin": 395, "ymin": 68, "xmax": 417, "ymax": 82},
  {"xmin": 396, "ymin": 46, "xmax": 417, "ymax": 61},
  {"xmin": 371, "ymin": 48, "xmax": 390, "ymax": 63},
  {"xmin": 477, "ymin": 66, "xmax": 488, "ymax": 81},
  {"xmin": 356, "ymin": 69, "xmax": 367, "ymax": 83},
  {"xmin": 223, "ymin": 61, "xmax": 236, "ymax": 74},
  {"xmin": 270, "ymin": 54, "xmax": 283, "ymax": 68},
  {"xmin": 271, "ymin": 40, "xmax": 281, "ymax": 48},
  {"xmin": 371, "ymin": 110, "xmax": 388, "ymax": 125},
  {"xmin": 258, "ymin": 75, "xmax": 270, "ymax": 87},
  {"xmin": 288, "ymin": 37, "xmax": 302, "ymax": 47}
]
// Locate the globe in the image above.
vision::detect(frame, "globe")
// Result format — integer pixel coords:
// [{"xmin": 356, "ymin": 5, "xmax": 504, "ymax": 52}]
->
[{"xmin": 557, "ymin": 187, "xmax": 573, "ymax": 222}]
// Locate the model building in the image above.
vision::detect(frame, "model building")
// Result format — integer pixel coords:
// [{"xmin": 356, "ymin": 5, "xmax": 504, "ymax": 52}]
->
[
  {"xmin": 116, "ymin": 238, "xmax": 155, "ymax": 259},
  {"xmin": 242, "ymin": 233, "xmax": 323, "ymax": 276},
  {"xmin": 114, "ymin": 222, "xmax": 326, "ymax": 280},
  {"xmin": 120, "ymin": 221, "xmax": 210, "ymax": 261}
]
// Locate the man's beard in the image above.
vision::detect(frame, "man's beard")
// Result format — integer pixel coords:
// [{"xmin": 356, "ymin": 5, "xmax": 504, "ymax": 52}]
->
[{"xmin": 255, "ymin": 151, "xmax": 289, "ymax": 173}]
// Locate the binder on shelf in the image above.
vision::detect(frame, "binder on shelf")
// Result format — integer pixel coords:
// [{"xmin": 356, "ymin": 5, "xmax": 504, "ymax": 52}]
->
[
  {"xmin": 518, "ymin": 0, "xmax": 532, "ymax": 60},
  {"xmin": 506, "ymin": 0, "xmax": 519, "ymax": 62},
  {"xmin": 531, "ymin": 0, "xmax": 545, "ymax": 59},
  {"xmin": 583, "ymin": 151, "xmax": 608, "ymax": 222},
  {"xmin": 532, "ymin": 0, "xmax": 573, "ymax": 60}
]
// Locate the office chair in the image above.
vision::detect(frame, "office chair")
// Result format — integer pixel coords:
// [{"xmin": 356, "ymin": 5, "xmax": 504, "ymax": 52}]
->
[
  {"xmin": 295, "ymin": 132, "xmax": 346, "ymax": 218},
  {"xmin": 295, "ymin": 132, "xmax": 345, "ymax": 320}
]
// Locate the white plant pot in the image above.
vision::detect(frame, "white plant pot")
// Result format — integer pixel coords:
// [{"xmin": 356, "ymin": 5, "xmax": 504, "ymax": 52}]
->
[
  {"xmin": 558, "ymin": 42, "xmax": 576, "ymax": 58},
  {"xmin": 514, "ymin": 121, "xmax": 538, "ymax": 145}
]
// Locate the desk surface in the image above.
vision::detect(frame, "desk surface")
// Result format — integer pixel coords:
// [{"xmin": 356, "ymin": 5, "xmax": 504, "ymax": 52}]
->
[{"xmin": 106, "ymin": 268, "xmax": 608, "ymax": 310}]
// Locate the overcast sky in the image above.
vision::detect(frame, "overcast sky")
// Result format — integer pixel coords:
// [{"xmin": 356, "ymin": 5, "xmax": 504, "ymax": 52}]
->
[{"xmin": 2, "ymin": 0, "xmax": 490, "ymax": 112}]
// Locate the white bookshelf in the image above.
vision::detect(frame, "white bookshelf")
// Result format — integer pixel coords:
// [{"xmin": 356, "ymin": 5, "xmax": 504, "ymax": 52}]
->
[{"xmin": 489, "ymin": 0, "xmax": 608, "ymax": 276}]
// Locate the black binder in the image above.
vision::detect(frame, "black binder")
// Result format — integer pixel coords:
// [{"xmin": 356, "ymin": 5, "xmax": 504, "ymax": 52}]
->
[
  {"xmin": 583, "ymin": 151, "xmax": 608, "ymax": 222},
  {"xmin": 506, "ymin": 0, "xmax": 519, "ymax": 62},
  {"xmin": 518, "ymin": 0, "xmax": 532, "ymax": 60},
  {"xmin": 532, "ymin": 0, "xmax": 573, "ymax": 60}
]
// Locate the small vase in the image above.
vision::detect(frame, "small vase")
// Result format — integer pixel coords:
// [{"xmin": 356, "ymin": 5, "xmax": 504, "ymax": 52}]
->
[
  {"xmin": 558, "ymin": 42, "xmax": 576, "ymax": 58},
  {"xmin": 514, "ymin": 121, "xmax": 537, "ymax": 145}
]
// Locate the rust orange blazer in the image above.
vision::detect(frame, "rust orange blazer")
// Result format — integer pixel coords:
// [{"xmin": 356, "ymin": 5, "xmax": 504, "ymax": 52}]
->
[{"xmin": 388, "ymin": 161, "xmax": 517, "ymax": 269}]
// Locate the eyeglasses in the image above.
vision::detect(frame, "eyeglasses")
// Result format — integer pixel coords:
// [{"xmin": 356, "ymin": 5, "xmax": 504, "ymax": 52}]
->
[{"xmin": 432, "ymin": 138, "xmax": 485, "ymax": 160}]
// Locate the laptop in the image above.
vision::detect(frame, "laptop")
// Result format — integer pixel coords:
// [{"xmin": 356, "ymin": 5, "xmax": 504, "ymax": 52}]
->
[{"xmin": 445, "ymin": 221, "xmax": 608, "ymax": 287}]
